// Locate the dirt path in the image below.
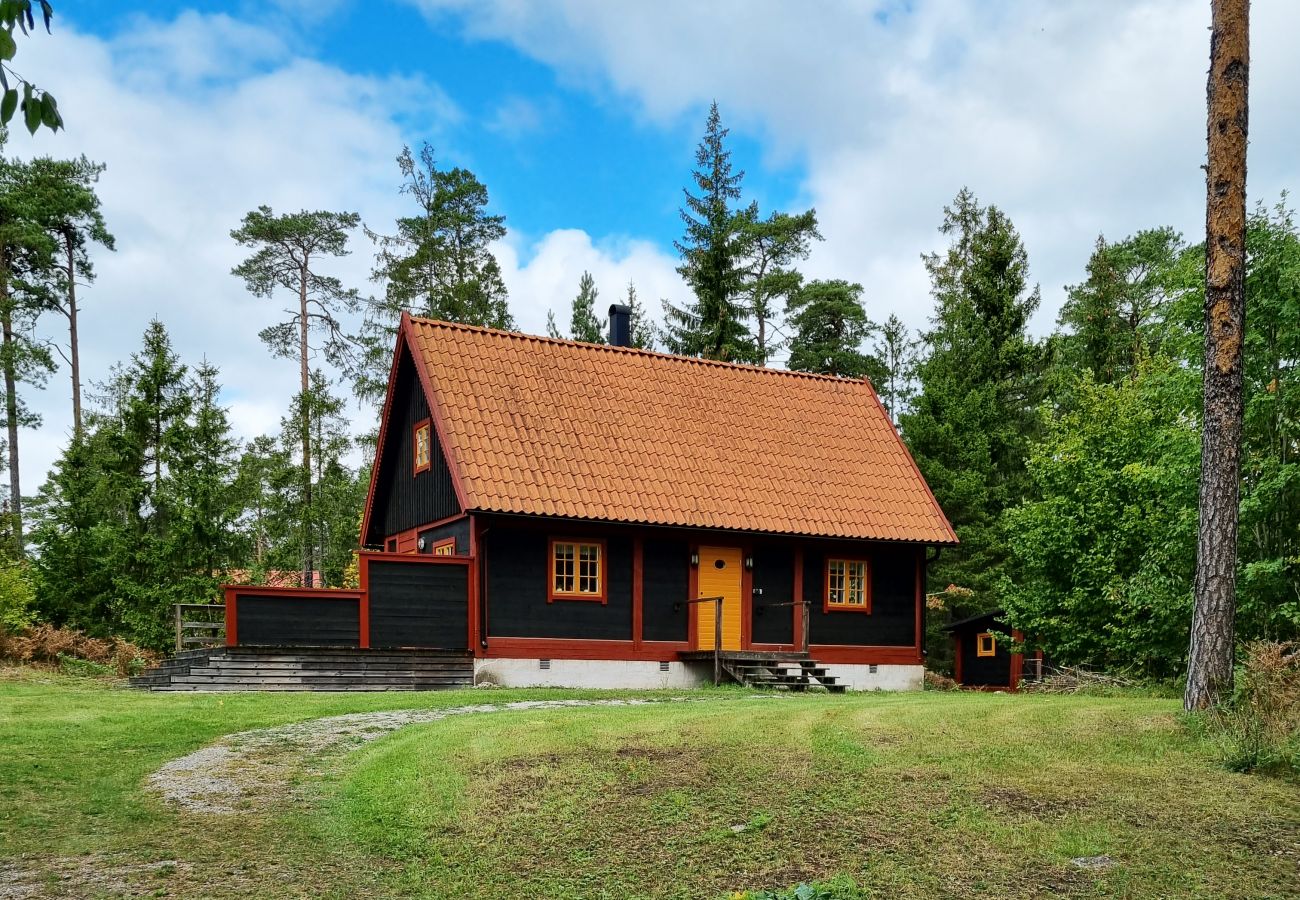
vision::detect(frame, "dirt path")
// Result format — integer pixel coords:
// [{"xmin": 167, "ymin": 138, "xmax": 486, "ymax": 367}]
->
[{"xmin": 149, "ymin": 696, "xmax": 693, "ymax": 814}]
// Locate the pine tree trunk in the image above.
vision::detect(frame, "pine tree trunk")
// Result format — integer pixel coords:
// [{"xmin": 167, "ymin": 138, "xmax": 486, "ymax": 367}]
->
[
  {"xmin": 299, "ymin": 264, "xmax": 314, "ymax": 589},
  {"xmin": 1186, "ymin": 0, "xmax": 1249, "ymax": 712},
  {"xmin": 2, "ymin": 304, "xmax": 20, "ymax": 556},
  {"xmin": 65, "ymin": 233, "xmax": 82, "ymax": 437}
]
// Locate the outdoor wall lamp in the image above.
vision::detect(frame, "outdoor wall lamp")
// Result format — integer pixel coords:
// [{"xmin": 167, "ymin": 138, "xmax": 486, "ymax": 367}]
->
[
  {"xmin": 744, "ymin": 556, "xmax": 754, "ymax": 570},
  {"xmin": 416, "ymin": 536, "xmax": 427, "ymax": 551},
  {"xmin": 689, "ymin": 552, "xmax": 699, "ymax": 567}
]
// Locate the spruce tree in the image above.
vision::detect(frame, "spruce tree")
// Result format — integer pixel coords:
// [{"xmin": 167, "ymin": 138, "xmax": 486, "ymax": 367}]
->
[
  {"xmin": 872, "ymin": 313, "xmax": 919, "ymax": 424},
  {"xmin": 663, "ymin": 102, "xmax": 756, "ymax": 363},
  {"xmin": 569, "ymin": 271, "xmax": 604, "ymax": 343},
  {"xmin": 785, "ymin": 279, "xmax": 883, "ymax": 380},
  {"xmin": 626, "ymin": 282, "xmax": 657, "ymax": 350},
  {"xmin": 901, "ymin": 189, "xmax": 1045, "ymax": 607}
]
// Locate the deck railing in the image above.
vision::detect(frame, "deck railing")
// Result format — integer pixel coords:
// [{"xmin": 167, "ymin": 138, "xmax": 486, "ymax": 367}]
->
[
  {"xmin": 173, "ymin": 603, "xmax": 226, "ymax": 651},
  {"xmin": 686, "ymin": 596, "xmax": 725, "ymax": 685}
]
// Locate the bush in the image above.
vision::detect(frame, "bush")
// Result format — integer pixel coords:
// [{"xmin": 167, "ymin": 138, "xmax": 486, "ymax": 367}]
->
[
  {"xmin": 924, "ymin": 670, "xmax": 959, "ymax": 691},
  {"xmin": 729, "ymin": 877, "xmax": 867, "ymax": 900},
  {"xmin": 1199, "ymin": 641, "xmax": 1300, "ymax": 776},
  {"xmin": 0, "ymin": 560, "xmax": 36, "ymax": 632},
  {"xmin": 0, "ymin": 622, "xmax": 160, "ymax": 678}
]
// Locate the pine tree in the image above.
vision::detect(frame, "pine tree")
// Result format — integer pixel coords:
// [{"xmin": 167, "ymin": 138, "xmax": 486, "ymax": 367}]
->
[
  {"xmin": 663, "ymin": 102, "xmax": 756, "ymax": 363},
  {"xmin": 872, "ymin": 313, "xmax": 920, "ymax": 424},
  {"xmin": 569, "ymin": 271, "xmax": 605, "ymax": 343},
  {"xmin": 231, "ymin": 206, "xmax": 361, "ymax": 587},
  {"xmin": 736, "ymin": 206, "xmax": 821, "ymax": 364},
  {"xmin": 785, "ymin": 279, "xmax": 883, "ymax": 380},
  {"xmin": 359, "ymin": 143, "xmax": 512, "ymax": 401},
  {"xmin": 545, "ymin": 309, "xmax": 562, "ymax": 339},
  {"xmin": 901, "ymin": 189, "xmax": 1044, "ymax": 607}
]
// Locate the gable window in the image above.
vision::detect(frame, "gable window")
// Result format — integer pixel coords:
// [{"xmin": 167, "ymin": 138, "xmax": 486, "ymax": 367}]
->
[
  {"xmin": 977, "ymin": 632, "xmax": 997, "ymax": 657},
  {"xmin": 432, "ymin": 538, "xmax": 456, "ymax": 556},
  {"xmin": 825, "ymin": 558, "xmax": 871, "ymax": 612},
  {"xmin": 548, "ymin": 538, "xmax": 606, "ymax": 602},
  {"xmin": 413, "ymin": 419, "xmax": 432, "ymax": 475}
]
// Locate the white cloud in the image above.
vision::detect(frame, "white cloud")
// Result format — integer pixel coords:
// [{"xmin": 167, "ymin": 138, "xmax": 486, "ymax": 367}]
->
[{"xmin": 412, "ymin": 0, "xmax": 1300, "ymax": 335}]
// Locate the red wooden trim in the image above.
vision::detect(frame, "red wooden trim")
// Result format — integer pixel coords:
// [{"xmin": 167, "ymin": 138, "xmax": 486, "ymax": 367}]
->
[
  {"xmin": 394, "ymin": 527, "xmax": 419, "ymax": 554},
  {"xmin": 400, "ymin": 312, "xmax": 471, "ymax": 511},
  {"xmin": 224, "ymin": 587, "xmax": 237, "ymax": 647},
  {"xmin": 792, "ymin": 546, "xmax": 805, "ymax": 650},
  {"xmin": 219, "ymin": 585, "xmax": 365, "ymax": 598},
  {"xmin": 485, "ymin": 636, "xmax": 690, "ymax": 662},
  {"xmin": 822, "ymin": 556, "xmax": 873, "ymax": 613},
  {"xmin": 359, "ymin": 590, "xmax": 370, "ymax": 649},
  {"xmin": 359, "ymin": 320, "xmax": 412, "ymax": 548},
  {"xmin": 914, "ymin": 546, "xmax": 924, "ymax": 656},
  {"xmin": 808, "ymin": 644, "xmax": 923, "ymax": 665},
  {"xmin": 741, "ymin": 545, "xmax": 753, "ymax": 649},
  {"xmin": 1010, "ymin": 628, "xmax": 1024, "ymax": 692},
  {"xmin": 687, "ymin": 542, "xmax": 699, "ymax": 648},
  {"xmin": 471, "ymin": 515, "xmax": 485, "ymax": 655},
  {"xmin": 632, "ymin": 536, "xmax": 644, "ymax": 649},
  {"xmin": 546, "ymin": 537, "xmax": 609, "ymax": 603},
  {"xmin": 412, "ymin": 417, "xmax": 432, "ymax": 476},
  {"xmin": 953, "ymin": 634, "xmax": 963, "ymax": 684}
]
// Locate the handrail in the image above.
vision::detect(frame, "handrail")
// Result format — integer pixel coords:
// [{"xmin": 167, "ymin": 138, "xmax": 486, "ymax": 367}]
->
[
  {"xmin": 174, "ymin": 602, "xmax": 226, "ymax": 652},
  {"xmin": 687, "ymin": 595, "xmax": 726, "ymax": 685},
  {"xmin": 753, "ymin": 597, "xmax": 812, "ymax": 654}
]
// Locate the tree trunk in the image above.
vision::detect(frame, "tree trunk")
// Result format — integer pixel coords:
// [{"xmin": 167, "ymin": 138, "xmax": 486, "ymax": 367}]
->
[
  {"xmin": 1186, "ymin": 0, "xmax": 1249, "ymax": 712},
  {"xmin": 299, "ymin": 263, "xmax": 314, "ymax": 589},
  {"xmin": 2, "ymin": 305, "xmax": 21, "ymax": 556},
  {"xmin": 65, "ymin": 233, "xmax": 82, "ymax": 437}
]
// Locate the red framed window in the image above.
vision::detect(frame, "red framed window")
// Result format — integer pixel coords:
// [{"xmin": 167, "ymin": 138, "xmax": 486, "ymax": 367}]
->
[
  {"xmin": 431, "ymin": 538, "xmax": 456, "ymax": 556},
  {"xmin": 825, "ymin": 558, "xmax": 871, "ymax": 612},
  {"xmin": 413, "ymin": 419, "xmax": 432, "ymax": 475},
  {"xmin": 548, "ymin": 538, "xmax": 606, "ymax": 602}
]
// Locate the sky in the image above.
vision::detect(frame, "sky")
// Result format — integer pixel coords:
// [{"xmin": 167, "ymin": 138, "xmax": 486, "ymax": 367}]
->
[{"xmin": 10, "ymin": 0, "xmax": 1300, "ymax": 495}]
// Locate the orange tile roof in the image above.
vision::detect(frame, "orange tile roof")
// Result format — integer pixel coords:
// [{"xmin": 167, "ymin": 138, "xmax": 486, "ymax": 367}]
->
[{"xmin": 406, "ymin": 315, "xmax": 957, "ymax": 544}]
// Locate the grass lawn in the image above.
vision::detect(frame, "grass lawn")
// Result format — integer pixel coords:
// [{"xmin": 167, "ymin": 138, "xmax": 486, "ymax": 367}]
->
[{"xmin": 1, "ymin": 669, "xmax": 1296, "ymax": 899}]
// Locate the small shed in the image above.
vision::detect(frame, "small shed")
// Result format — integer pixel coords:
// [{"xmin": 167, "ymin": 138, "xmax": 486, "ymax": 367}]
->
[{"xmin": 944, "ymin": 610, "xmax": 1042, "ymax": 691}]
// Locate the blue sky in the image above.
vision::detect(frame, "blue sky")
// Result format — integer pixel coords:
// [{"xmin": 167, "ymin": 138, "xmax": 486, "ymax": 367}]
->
[{"xmin": 13, "ymin": 0, "xmax": 1300, "ymax": 493}]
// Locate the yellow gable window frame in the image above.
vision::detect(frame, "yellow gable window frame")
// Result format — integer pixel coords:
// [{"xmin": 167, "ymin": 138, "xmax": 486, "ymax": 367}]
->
[
  {"xmin": 824, "ymin": 558, "xmax": 871, "ymax": 612},
  {"xmin": 977, "ymin": 632, "xmax": 997, "ymax": 657},
  {"xmin": 548, "ymin": 538, "xmax": 607, "ymax": 603}
]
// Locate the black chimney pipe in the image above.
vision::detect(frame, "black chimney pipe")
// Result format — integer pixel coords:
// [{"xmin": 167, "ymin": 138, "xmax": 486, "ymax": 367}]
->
[{"xmin": 608, "ymin": 303, "xmax": 632, "ymax": 347}]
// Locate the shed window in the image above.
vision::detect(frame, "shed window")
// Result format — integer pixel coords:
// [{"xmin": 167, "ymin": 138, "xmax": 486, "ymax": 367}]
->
[
  {"xmin": 549, "ymin": 539, "xmax": 606, "ymax": 602},
  {"xmin": 432, "ymin": 538, "xmax": 455, "ymax": 556},
  {"xmin": 977, "ymin": 632, "xmax": 996, "ymax": 657},
  {"xmin": 413, "ymin": 419, "xmax": 432, "ymax": 474},
  {"xmin": 825, "ymin": 558, "xmax": 871, "ymax": 611}
]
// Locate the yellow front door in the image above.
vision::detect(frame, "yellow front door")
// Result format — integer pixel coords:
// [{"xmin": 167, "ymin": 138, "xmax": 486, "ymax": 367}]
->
[{"xmin": 696, "ymin": 546, "xmax": 743, "ymax": 651}]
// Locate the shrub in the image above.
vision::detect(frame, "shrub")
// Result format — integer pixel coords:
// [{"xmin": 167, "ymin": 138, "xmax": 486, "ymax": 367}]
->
[
  {"xmin": 0, "ymin": 623, "xmax": 160, "ymax": 678},
  {"xmin": 0, "ymin": 560, "xmax": 36, "ymax": 632},
  {"xmin": 1200, "ymin": 641, "xmax": 1300, "ymax": 776}
]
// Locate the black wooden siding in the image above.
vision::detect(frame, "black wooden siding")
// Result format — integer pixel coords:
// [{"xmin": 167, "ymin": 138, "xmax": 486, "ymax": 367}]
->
[
  {"xmin": 235, "ymin": 594, "xmax": 360, "ymax": 647},
  {"xmin": 485, "ymin": 527, "xmax": 633, "ymax": 639},
  {"xmin": 419, "ymin": 517, "xmax": 470, "ymax": 555},
  {"xmin": 804, "ymin": 545, "xmax": 917, "ymax": 647},
  {"xmin": 750, "ymin": 546, "xmax": 795, "ymax": 644},
  {"xmin": 957, "ymin": 624, "xmax": 1013, "ymax": 686},
  {"xmin": 365, "ymin": 348, "xmax": 460, "ymax": 546},
  {"xmin": 642, "ymin": 538, "xmax": 689, "ymax": 642},
  {"xmin": 367, "ymin": 560, "xmax": 469, "ymax": 649}
]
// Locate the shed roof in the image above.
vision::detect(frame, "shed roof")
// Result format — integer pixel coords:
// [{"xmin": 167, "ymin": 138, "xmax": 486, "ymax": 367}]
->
[{"xmin": 402, "ymin": 315, "xmax": 957, "ymax": 544}]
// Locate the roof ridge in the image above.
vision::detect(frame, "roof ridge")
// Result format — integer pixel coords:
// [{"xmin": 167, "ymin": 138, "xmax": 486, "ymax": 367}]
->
[{"xmin": 408, "ymin": 315, "xmax": 873, "ymax": 387}]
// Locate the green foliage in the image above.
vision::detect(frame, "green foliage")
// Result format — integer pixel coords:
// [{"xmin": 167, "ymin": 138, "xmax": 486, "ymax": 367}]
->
[
  {"xmin": 1002, "ymin": 363, "xmax": 1200, "ymax": 676},
  {"xmin": 735, "ymin": 206, "xmax": 821, "ymax": 363},
  {"xmin": 1194, "ymin": 642, "xmax": 1300, "ymax": 776},
  {"xmin": 0, "ymin": 1, "xmax": 61, "ymax": 135},
  {"xmin": 785, "ymin": 279, "xmax": 883, "ymax": 380},
  {"xmin": 358, "ymin": 143, "xmax": 512, "ymax": 401},
  {"xmin": 568, "ymin": 270, "xmax": 604, "ymax": 343},
  {"xmin": 624, "ymin": 281, "xmax": 656, "ymax": 350},
  {"xmin": 732, "ymin": 877, "xmax": 867, "ymax": 900},
  {"xmin": 871, "ymin": 313, "xmax": 919, "ymax": 423},
  {"xmin": 902, "ymin": 188, "xmax": 1045, "ymax": 609},
  {"xmin": 0, "ymin": 556, "xmax": 33, "ymax": 630}
]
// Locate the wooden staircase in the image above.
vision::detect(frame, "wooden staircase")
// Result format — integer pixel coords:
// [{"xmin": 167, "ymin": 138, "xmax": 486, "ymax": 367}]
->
[
  {"xmin": 129, "ymin": 647, "xmax": 474, "ymax": 692},
  {"xmin": 680, "ymin": 650, "xmax": 847, "ymax": 693}
]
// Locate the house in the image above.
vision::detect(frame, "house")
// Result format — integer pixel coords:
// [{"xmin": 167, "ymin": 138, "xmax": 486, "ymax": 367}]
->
[
  {"xmin": 219, "ymin": 305, "xmax": 958, "ymax": 691},
  {"xmin": 944, "ymin": 609, "xmax": 1043, "ymax": 691}
]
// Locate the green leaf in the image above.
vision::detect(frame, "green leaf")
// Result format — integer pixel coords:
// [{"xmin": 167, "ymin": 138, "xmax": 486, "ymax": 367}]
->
[
  {"xmin": 38, "ymin": 0, "xmax": 50, "ymax": 33},
  {"xmin": 22, "ymin": 94, "xmax": 39, "ymax": 134},
  {"xmin": 0, "ymin": 28, "xmax": 15, "ymax": 61},
  {"xmin": 0, "ymin": 88, "xmax": 17, "ymax": 124},
  {"xmin": 39, "ymin": 90, "xmax": 56, "ymax": 129}
]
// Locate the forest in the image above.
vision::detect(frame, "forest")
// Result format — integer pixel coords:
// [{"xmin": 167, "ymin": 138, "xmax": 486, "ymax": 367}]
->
[{"xmin": 0, "ymin": 99, "xmax": 1295, "ymax": 672}]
